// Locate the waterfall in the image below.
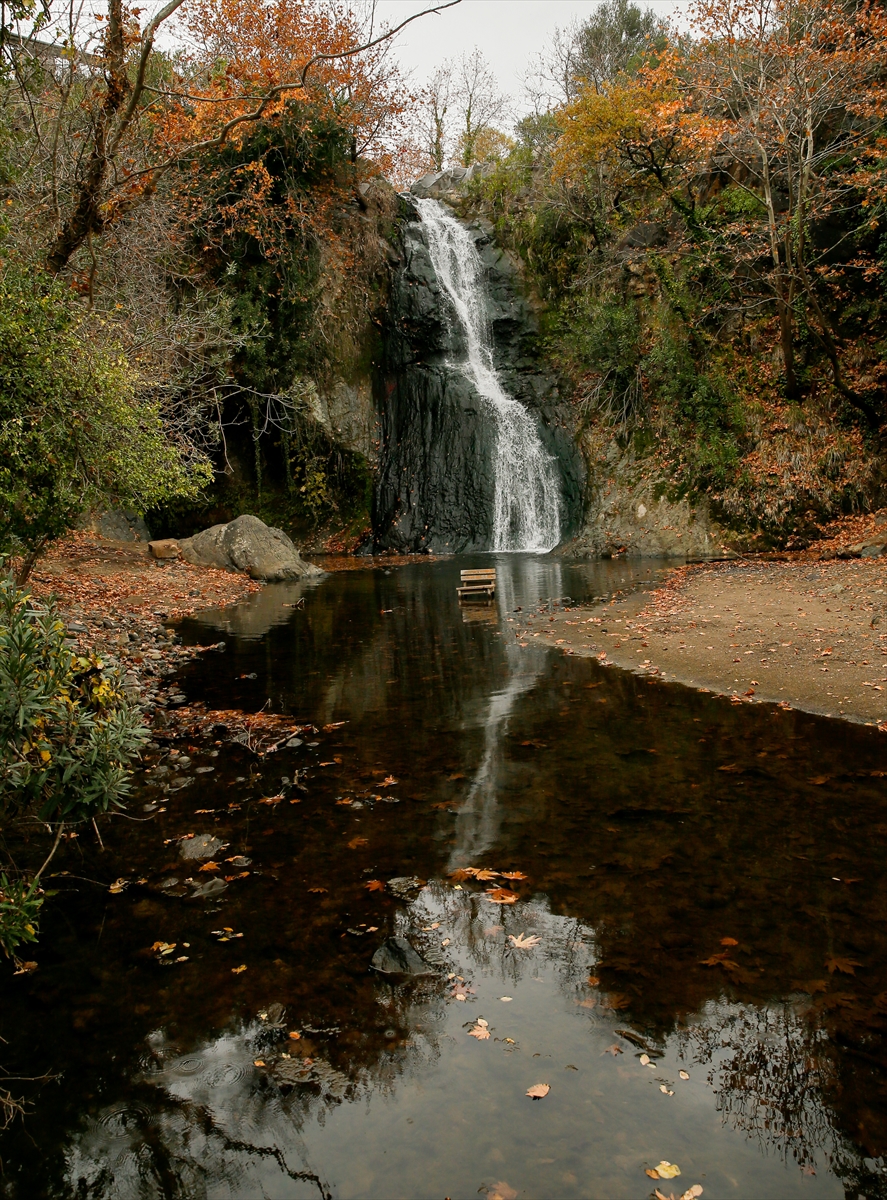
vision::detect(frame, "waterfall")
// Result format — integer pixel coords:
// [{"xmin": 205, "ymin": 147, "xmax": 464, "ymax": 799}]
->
[{"xmin": 416, "ymin": 199, "xmax": 562, "ymax": 553}]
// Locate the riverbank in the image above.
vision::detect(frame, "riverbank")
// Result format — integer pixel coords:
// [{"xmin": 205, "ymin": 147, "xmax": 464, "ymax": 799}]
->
[
  {"xmin": 24, "ymin": 533, "xmax": 263, "ymax": 719},
  {"xmin": 530, "ymin": 556, "xmax": 887, "ymax": 725}
]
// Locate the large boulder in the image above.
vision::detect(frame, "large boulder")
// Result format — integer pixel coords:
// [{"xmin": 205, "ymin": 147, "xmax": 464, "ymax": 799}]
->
[{"xmin": 177, "ymin": 515, "xmax": 323, "ymax": 582}]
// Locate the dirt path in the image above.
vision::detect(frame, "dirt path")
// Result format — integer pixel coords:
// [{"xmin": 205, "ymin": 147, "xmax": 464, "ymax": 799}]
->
[{"xmin": 526, "ymin": 558, "xmax": 887, "ymax": 726}]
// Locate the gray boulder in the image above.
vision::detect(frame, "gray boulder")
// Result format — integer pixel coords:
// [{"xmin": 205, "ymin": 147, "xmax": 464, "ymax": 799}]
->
[
  {"xmin": 177, "ymin": 515, "xmax": 323, "ymax": 582},
  {"xmin": 370, "ymin": 936, "xmax": 434, "ymax": 976}
]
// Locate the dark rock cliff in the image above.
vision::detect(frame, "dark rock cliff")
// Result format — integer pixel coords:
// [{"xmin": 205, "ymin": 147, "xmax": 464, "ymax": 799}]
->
[{"xmin": 372, "ymin": 198, "xmax": 584, "ymax": 553}]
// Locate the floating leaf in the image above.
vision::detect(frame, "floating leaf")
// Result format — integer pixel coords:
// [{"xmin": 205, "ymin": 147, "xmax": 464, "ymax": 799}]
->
[
  {"xmin": 364, "ymin": 879, "xmax": 385, "ymax": 892},
  {"xmin": 468, "ymin": 1023, "xmax": 491, "ymax": 1040},
  {"xmin": 499, "ymin": 871, "xmax": 528, "ymax": 881},
  {"xmin": 720, "ymin": 937, "xmax": 738, "ymax": 946},
  {"xmin": 486, "ymin": 888, "xmax": 519, "ymax": 904},
  {"xmin": 509, "ymin": 932, "xmax": 540, "ymax": 948},
  {"xmin": 639, "ymin": 1053, "xmax": 651, "ymax": 1066},
  {"xmin": 603, "ymin": 1045, "xmax": 623, "ymax": 1056},
  {"xmin": 449, "ymin": 868, "xmax": 474, "ymax": 882},
  {"xmin": 655, "ymin": 1161, "xmax": 681, "ymax": 1179},
  {"xmin": 231, "ymin": 965, "xmax": 247, "ymax": 974},
  {"xmin": 500, "ymin": 996, "xmax": 513, "ymax": 1002},
  {"xmin": 486, "ymin": 1183, "xmax": 517, "ymax": 1200},
  {"xmin": 308, "ymin": 887, "xmax": 328, "ymax": 894},
  {"xmin": 679, "ymin": 1070, "xmax": 690, "ymax": 1080},
  {"xmin": 473, "ymin": 869, "xmax": 500, "ymax": 882},
  {"xmin": 646, "ymin": 1168, "xmax": 660, "ymax": 1180},
  {"xmin": 198, "ymin": 861, "xmax": 220, "ymax": 872},
  {"xmin": 347, "ymin": 837, "xmax": 368, "ymax": 850},
  {"xmin": 826, "ymin": 956, "xmax": 862, "ymax": 975},
  {"xmin": 526, "ymin": 1083, "xmax": 550, "ymax": 1099}
]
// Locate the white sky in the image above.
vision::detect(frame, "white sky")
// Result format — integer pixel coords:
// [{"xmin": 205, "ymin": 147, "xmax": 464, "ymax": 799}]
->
[{"xmin": 374, "ymin": 0, "xmax": 683, "ymax": 116}]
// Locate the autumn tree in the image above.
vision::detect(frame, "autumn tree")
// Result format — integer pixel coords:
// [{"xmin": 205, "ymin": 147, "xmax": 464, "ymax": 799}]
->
[
  {"xmin": 677, "ymin": 0, "xmax": 887, "ymax": 416},
  {"xmin": 453, "ymin": 48, "xmax": 509, "ymax": 167},
  {"xmin": 0, "ymin": 0, "xmax": 459, "ymax": 275}
]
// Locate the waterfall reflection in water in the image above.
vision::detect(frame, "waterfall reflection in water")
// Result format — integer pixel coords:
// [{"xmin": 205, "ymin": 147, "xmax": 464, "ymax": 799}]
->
[
  {"xmin": 416, "ymin": 199, "xmax": 561, "ymax": 552},
  {"xmin": 4, "ymin": 557, "xmax": 887, "ymax": 1199}
]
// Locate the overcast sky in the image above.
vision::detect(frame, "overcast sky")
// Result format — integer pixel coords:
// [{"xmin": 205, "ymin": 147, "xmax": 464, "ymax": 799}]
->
[{"xmin": 374, "ymin": 0, "xmax": 683, "ymax": 115}]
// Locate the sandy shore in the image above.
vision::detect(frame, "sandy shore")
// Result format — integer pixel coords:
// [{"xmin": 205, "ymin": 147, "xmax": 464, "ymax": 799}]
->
[{"xmin": 525, "ymin": 558, "xmax": 887, "ymax": 726}]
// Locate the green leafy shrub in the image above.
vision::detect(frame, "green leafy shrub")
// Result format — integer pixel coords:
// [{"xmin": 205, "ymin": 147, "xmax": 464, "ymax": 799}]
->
[
  {"xmin": 0, "ymin": 576, "xmax": 147, "ymax": 958},
  {"xmin": 0, "ymin": 264, "xmax": 211, "ymax": 580}
]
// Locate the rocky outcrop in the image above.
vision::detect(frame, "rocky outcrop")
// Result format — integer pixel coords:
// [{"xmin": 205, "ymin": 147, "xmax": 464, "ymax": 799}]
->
[
  {"xmin": 81, "ymin": 509, "xmax": 151, "ymax": 542},
  {"xmin": 409, "ymin": 163, "xmax": 494, "ymax": 200},
  {"xmin": 560, "ymin": 433, "xmax": 732, "ymax": 560},
  {"xmin": 373, "ymin": 198, "xmax": 583, "ymax": 552},
  {"xmin": 177, "ymin": 515, "xmax": 323, "ymax": 581}
]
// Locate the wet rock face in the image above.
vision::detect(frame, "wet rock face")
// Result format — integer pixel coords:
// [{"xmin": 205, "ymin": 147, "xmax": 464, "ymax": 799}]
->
[{"xmin": 373, "ymin": 202, "xmax": 584, "ymax": 553}]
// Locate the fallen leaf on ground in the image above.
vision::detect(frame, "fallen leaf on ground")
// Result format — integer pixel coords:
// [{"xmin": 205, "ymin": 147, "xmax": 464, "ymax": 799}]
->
[
  {"xmin": 509, "ymin": 932, "xmax": 540, "ymax": 948},
  {"xmin": 486, "ymin": 888, "xmax": 519, "ymax": 904},
  {"xmin": 526, "ymin": 1083, "xmax": 550, "ymax": 1099},
  {"xmin": 364, "ymin": 879, "xmax": 385, "ymax": 892},
  {"xmin": 347, "ymin": 837, "xmax": 368, "ymax": 849},
  {"xmin": 231, "ymin": 965, "xmax": 247, "ymax": 974},
  {"xmin": 826, "ymin": 956, "xmax": 862, "ymax": 975}
]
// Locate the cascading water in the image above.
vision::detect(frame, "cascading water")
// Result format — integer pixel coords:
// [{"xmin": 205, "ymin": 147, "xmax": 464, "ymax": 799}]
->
[{"xmin": 416, "ymin": 199, "xmax": 562, "ymax": 552}]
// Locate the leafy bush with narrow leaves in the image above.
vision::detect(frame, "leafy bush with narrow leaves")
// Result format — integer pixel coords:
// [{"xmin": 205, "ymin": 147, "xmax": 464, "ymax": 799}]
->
[
  {"xmin": 0, "ymin": 576, "xmax": 147, "ymax": 824},
  {"xmin": 0, "ymin": 576, "xmax": 147, "ymax": 958}
]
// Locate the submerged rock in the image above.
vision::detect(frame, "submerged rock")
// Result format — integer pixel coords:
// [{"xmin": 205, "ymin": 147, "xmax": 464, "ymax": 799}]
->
[
  {"xmin": 179, "ymin": 833, "xmax": 222, "ymax": 861},
  {"xmin": 177, "ymin": 515, "xmax": 323, "ymax": 582},
  {"xmin": 386, "ymin": 876, "xmax": 425, "ymax": 899},
  {"xmin": 370, "ymin": 936, "xmax": 434, "ymax": 976}
]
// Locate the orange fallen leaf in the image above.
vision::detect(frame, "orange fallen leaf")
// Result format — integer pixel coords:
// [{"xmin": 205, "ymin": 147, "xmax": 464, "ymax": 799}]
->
[
  {"xmin": 526, "ymin": 1083, "xmax": 550, "ymax": 1099},
  {"xmin": 720, "ymin": 937, "xmax": 738, "ymax": 946},
  {"xmin": 198, "ymin": 861, "xmax": 220, "ymax": 872},
  {"xmin": 308, "ymin": 887, "xmax": 328, "ymax": 894},
  {"xmin": 826, "ymin": 956, "xmax": 862, "ymax": 975},
  {"xmin": 499, "ymin": 871, "xmax": 528, "ymax": 881},
  {"xmin": 289, "ymin": 1031, "xmax": 301, "ymax": 1040},
  {"xmin": 473, "ymin": 869, "xmax": 500, "ymax": 882},
  {"xmin": 485, "ymin": 888, "xmax": 519, "ymax": 904},
  {"xmin": 381, "ymin": 776, "xmax": 398, "ymax": 786},
  {"xmin": 364, "ymin": 879, "xmax": 385, "ymax": 892},
  {"xmin": 232, "ymin": 965, "xmax": 247, "ymax": 974},
  {"xmin": 646, "ymin": 1168, "xmax": 661, "ymax": 1180},
  {"xmin": 322, "ymin": 722, "xmax": 346, "ymax": 732},
  {"xmin": 449, "ymin": 868, "xmax": 474, "ymax": 881},
  {"xmin": 347, "ymin": 836, "xmax": 368, "ymax": 849}
]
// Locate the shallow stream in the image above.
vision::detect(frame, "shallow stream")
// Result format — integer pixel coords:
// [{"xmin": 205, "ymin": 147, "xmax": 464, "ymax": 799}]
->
[{"xmin": 3, "ymin": 556, "xmax": 887, "ymax": 1199}]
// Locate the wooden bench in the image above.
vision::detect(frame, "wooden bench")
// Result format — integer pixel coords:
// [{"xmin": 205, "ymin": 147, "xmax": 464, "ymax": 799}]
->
[{"xmin": 457, "ymin": 568, "xmax": 496, "ymax": 600}]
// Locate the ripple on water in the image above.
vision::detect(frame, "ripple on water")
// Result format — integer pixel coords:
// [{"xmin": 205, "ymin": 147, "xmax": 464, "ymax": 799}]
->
[
  {"xmin": 97, "ymin": 1103, "xmax": 152, "ymax": 1138},
  {"xmin": 169, "ymin": 1056, "xmax": 205, "ymax": 1077},
  {"xmin": 204, "ymin": 1062, "xmax": 248, "ymax": 1087}
]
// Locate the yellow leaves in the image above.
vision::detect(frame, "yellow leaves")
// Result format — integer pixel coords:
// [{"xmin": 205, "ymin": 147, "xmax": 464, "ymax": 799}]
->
[{"xmin": 231, "ymin": 964, "xmax": 247, "ymax": 974}]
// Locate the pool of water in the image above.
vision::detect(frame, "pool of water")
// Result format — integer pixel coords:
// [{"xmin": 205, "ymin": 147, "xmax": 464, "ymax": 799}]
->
[{"xmin": 3, "ymin": 555, "xmax": 887, "ymax": 1199}]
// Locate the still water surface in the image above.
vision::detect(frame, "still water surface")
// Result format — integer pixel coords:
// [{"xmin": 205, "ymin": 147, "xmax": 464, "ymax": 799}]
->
[{"xmin": 3, "ymin": 555, "xmax": 887, "ymax": 1199}]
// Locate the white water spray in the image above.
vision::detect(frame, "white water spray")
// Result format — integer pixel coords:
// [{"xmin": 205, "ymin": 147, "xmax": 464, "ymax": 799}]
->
[{"xmin": 417, "ymin": 199, "xmax": 562, "ymax": 552}]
